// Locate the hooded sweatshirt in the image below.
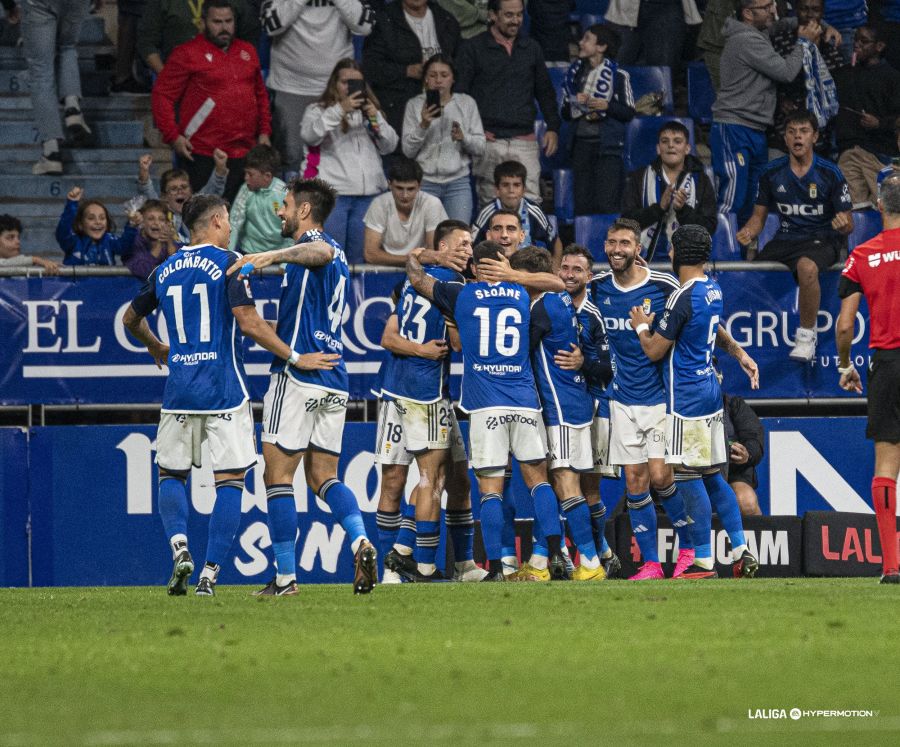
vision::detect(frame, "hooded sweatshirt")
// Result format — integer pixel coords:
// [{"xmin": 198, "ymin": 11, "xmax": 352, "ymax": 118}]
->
[{"xmin": 712, "ymin": 16, "xmax": 805, "ymax": 130}]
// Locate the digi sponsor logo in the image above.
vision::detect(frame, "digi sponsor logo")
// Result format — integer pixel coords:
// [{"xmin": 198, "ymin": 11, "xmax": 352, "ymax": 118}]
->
[{"xmin": 775, "ymin": 203, "xmax": 824, "ymax": 217}]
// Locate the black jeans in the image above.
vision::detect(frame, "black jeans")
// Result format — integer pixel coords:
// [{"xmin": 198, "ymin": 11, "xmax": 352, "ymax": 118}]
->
[
  {"xmin": 182, "ymin": 154, "xmax": 246, "ymax": 205},
  {"xmin": 572, "ymin": 138, "xmax": 623, "ymax": 216}
]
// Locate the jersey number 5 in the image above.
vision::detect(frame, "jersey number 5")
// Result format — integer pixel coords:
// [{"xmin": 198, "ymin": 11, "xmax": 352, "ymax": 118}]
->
[{"xmin": 474, "ymin": 307, "xmax": 521, "ymax": 357}]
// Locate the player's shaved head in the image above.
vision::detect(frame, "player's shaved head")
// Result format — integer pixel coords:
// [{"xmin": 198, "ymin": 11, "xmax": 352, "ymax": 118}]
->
[{"xmin": 509, "ymin": 245, "xmax": 552, "ymax": 274}]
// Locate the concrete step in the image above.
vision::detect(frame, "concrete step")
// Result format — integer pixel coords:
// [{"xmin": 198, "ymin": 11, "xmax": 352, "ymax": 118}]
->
[
  {"xmin": 0, "ymin": 44, "xmax": 115, "ymax": 71},
  {"xmin": 0, "ymin": 146, "xmax": 168, "ymax": 164},
  {"xmin": 0, "ymin": 68, "xmax": 113, "ymax": 97},
  {"xmin": 0, "ymin": 174, "xmax": 139, "ymax": 199},
  {"xmin": 2, "ymin": 160, "xmax": 146, "ymax": 176},
  {"xmin": 0, "ymin": 200, "xmax": 132, "ymax": 218},
  {"xmin": 0, "ymin": 121, "xmax": 144, "ymax": 146},
  {"xmin": 0, "ymin": 94, "xmax": 152, "ymax": 121}
]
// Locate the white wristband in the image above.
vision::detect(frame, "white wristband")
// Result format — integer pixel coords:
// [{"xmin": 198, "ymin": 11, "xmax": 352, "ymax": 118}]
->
[
  {"xmin": 635, "ymin": 322, "xmax": 650, "ymax": 336},
  {"xmin": 837, "ymin": 363, "xmax": 856, "ymax": 376},
  {"xmin": 288, "ymin": 350, "xmax": 300, "ymax": 366}
]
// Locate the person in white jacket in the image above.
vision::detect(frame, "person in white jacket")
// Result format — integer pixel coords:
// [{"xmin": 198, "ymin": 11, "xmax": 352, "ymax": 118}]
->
[
  {"xmin": 261, "ymin": 0, "xmax": 375, "ymax": 177},
  {"xmin": 300, "ymin": 58, "xmax": 399, "ymax": 262},
  {"xmin": 402, "ymin": 53, "xmax": 485, "ymax": 222}
]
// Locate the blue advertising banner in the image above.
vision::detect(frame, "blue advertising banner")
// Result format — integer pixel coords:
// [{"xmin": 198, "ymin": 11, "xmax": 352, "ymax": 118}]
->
[
  {"xmin": 0, "ymin": 428, "xmax": 29, "ymax": 586},
  {"xmin": 0, "ymin": 269, "xmax": 875, "ymax": 405}
]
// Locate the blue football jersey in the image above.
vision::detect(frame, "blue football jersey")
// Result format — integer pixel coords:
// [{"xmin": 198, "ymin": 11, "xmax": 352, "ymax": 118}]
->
[
  {"xmin": 756, "ymin": 155, "xmax": 852, "ymax": 241},
  {"xmin": 381, "ymin": 266, "xmax": 463, "ymax": 404},
  {"xmin": 432, "ymin": 280, "xmax": 539, "ymax": 413},
  {"xmin": 530, "ymin": 292, "xmax": 593, "ymax": 427},
  {"xmin": 589, "ymin": 268, "xmax": 679, "ymax": 407},
  {"xmin": 574, "ymin": 296, "xmax": 612, "ymax": 405},
  {"xmin": 130, "ymin": 244, "xmax": 254, "ymax": 413},
  {"xmin": 270, "ymin": 229, "xmax": 349, "ymax": 393},
  {"xmin": 656, "ymin": 276, "xmax": 724, "ymax": 417}
]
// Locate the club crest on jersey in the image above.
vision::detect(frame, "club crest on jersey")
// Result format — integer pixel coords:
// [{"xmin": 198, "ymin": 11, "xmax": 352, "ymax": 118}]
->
[
  {"xmin": 272, "ymin": 201, "xmax": 280, "ymax": 214},
  {"xmin": 642, "ymin": 298, "xmax": 651, "ymax": 314},
  {"xmin": 736, "ymin": 153, "xmax": 745, "ymax": 167},
  {"xmin": 809, "ymin": 183, "xmax": 817, "ymax": 199}
]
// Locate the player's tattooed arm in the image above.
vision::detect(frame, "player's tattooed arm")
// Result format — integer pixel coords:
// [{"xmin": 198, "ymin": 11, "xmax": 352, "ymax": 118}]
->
[
  {"xmin": 226, "ymin": 240, "xmax": 335, "ymax": 275},
  {"xmin": 477, "ymin": 253, "xmax": 565, "ymax": 292},
  {"xmin": 123, "ymin": 305, "xmax": 169, "ymax": 369},
  {"xmin": 715, "ymin": 326, "xmax": 760, "ymax": 390},
  {"xmin": 628, "ymin": 306, "xmax": 673, "ymax": 362},
  {"xmin": 406, "ymin": 249, "xmax": 437, "ymax": 299},
  {"xmin": 233, "ymin": 305, "xmax": 340, "ymax": 370}
]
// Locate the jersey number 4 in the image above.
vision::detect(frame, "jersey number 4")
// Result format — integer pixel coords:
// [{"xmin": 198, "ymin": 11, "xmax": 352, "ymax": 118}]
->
[{"xmin": 474, "ymin": 307, "xmax": 521, "ymax": 357}]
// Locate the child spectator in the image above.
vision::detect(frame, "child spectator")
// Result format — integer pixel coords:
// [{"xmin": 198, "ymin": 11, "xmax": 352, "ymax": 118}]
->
[
  {"xmin": 471, "ymin": 160, "xmax": 562, "ymax": 262},
  {"xmin": 402, "ymin": 53, "xmax": 485, "ymax": 223},
  {"xmin": 0, "ymin": 214, "xmax": 60, "ymax": 273},
  {"xmin": 123, "ymin": 199, "xmax": 181, "ymax": 280},
  {"xmin": 363, "ymin": 156, "xmax": 447, "ymax": 266},
  {"xmin": 228, "ymin": 144, "xmax": 293, "ymax": 254},
  {"xmin": 301, "ymin": 58, "xmax": 399, "ymax": 262},
  {"xmin": 561, "ymin": 23, "xmax": 635, "ymax": 216},
  {"xmin": 56, "ymin": 188, "xmax": 138, "ymax": 266},
  {"xmin": 136, "ymin": 151, "xmax": 228, "ymax": 242}
]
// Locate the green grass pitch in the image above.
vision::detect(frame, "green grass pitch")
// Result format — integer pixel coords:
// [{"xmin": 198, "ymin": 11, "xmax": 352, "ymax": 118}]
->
[{"xmin": 2, "ymin": 580, "xmax": 899, "ymax": 744}]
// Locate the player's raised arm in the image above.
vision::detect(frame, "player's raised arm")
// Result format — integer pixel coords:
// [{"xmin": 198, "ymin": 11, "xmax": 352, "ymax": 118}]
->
[
  {"xmin": 477, "ymin": 252, "xmax": 565, "ymax": 291},
  {"xmin": 629, "ymin": 306, "xmax": 673, "ymax": 362},
  {"xmin": 227, "ymin": 240, "xmax": 335, "ymax": 275},
  {"xmin": 405, "ymin": 248, "xmax": 438, "ymax": 300},
  {"xmin": 715, "ymin": 326, "xmax": 760, "ymax": 390}
]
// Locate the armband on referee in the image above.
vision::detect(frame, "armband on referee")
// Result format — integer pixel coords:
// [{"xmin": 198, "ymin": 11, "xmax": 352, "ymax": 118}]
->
[
  {"xmin": 288, "ymin": 350, "xmax": 300, "ymax": 366},
  {"xmin": 837, "ymin": 363, "xmax": 856, "ymax": 377},
  {"xmin": 634, "ymin": 322, "xmax": 650, "ymax": 336}
]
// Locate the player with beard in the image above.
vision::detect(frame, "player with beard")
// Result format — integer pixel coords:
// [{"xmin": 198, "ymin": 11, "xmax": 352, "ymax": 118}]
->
[{"xmin": 630, "ymin": 225, "xmax": 761, "ymax": 578}]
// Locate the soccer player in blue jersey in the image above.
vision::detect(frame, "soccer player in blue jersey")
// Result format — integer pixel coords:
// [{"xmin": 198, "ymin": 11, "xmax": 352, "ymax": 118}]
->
[
  {"xmin": 124, "ymin": 195, "xmax": 337, "ymax": 596},
  {"xmin": 736, "ymin": 110, "xmax": 854, "ymax": 362},
  {"xmin": 557, "ymin": 244, "xmax": 622, "ymax": 578},
  {"xmin": 374, "ymin": 220, "xmax": 487, "ymax": 582},
  {"xmin": 589, "ymin": 218, "xmax": 697, "ymax": 580},
  {"xmin": 228, "ymin": 179, "xmax": 378, "ymax": 595},
  {"xmin": 406, "ymin": 240, "xmax": 566, "ymax": 580},
  {"xmin": 506, "ymin": 246, "xmax": 605, "ymax": 581},
  {"xmin": 630, "ymin": 224, "xmax": 762, "ymax": 578}
]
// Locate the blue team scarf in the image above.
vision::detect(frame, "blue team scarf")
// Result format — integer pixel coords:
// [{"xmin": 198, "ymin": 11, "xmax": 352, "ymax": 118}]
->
[
  {"xmin": 640, "ymin": 166, "xmax": 697, "ymax": 251},
  {"xmin": 564, "ymin": 58, "xmax": 617, "ymax": 118},
  {"xmin": 800, "ymin": 38, "xmax": 839, "ymax": 129}
]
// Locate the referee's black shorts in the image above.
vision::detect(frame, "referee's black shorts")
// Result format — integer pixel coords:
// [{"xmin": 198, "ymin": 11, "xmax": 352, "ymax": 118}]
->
[{"xmin": 867, "ymin": 349, "xmax": 900, "ymax": 443}]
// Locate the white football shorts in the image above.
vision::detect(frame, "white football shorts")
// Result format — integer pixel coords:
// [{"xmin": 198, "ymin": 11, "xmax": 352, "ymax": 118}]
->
[
  {"xmin": 468, "ymin": 408, "xmax": 547, "ymax": 477},
  {"xmin": 546, "ymin": 423, "xmax": 593, "ymax": 472},
  {"xmin": 156, "ymin": 402, "xmax": 257, "ymax": 474},
  {"xmin": 608, "ymin": 400, "xmax": 667, "ymax": 465},
  {"xmin": 590, "ymin": 414, "xmax": 621, "ymax": 478},
  {"xmin": 261, "ymin": 373, "xmax": 347, "ymax": 455},
  {"xmin": 666, "ymin": 410, "xmax": 727, "ymax": 470},
  {"xmin": 374, "ymin": 398, "xmax": 467, "ymax": 466}
]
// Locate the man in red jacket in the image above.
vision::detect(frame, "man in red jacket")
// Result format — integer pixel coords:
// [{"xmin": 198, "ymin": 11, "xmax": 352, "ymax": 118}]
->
[{"xmin": 151, "ymin": 0, "xmax": 272, "ymax": 202}]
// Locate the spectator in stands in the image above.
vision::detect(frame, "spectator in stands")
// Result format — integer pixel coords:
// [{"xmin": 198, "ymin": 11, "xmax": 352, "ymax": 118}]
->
[
  {"xmin": 301, "ymin": 58, "xmax": 399, "ymax": 261},
  {"xmin": 876, "ymin": 121, "xmax": 900, "ymax": 190},
  {"xmin": 228, "ymin": 144, "xmax": 293, "ymax": 254},
  {"xmin": 0, "ymin": 214, "xmax": 59, "ymax": 273},
  {"xmin": 711, "ymin": 0, "xmax": 824, "ymax": 229},
  {"xmin": 455, "ymin": 0, "xmax": 560, "ymax": 205},
  {"xmin": 22, "ymin": 0, "xmax": 95, "ymax": 175},
  {"xmin": 622, "ymin": 120, "xmax": 717, "ymax": 258},
  {"xmin": 768, "ymin": 0, "xmax": 842, "ymax": 158},
  {"xmin": 112, "ymin": 0, "xmax": 150, "ymax": 94},
  {"xmin": 561, "ymin": 23, "xmax": 635, "ymax": 217},
  {"xmin": 261, "ymin": 0, "xmax": 374, "ymax": 179},
  {"xmin": 876, "ymin": 0, "xmax": 900, "ymax": 72},
  {"xmin": 725, "ymin": 390, "xmax": 764, "ymax": 516},
  {"xmin": 697, "ymin": 0, "xmax": 739, "ymax": 91},
  {"xmin": 363, "ymin": 156, "xmax": 447, "ymax": 265},
  {"xmin": 472, "ymin": 160, "xmax": 561, "ymax": 262},
  {"xmin": 402, "ymin": 53, "xmax": 485, "ymax": 222},
  {"xmin": 138, "ymin": 0, "xmax": 259, "ymax": 74},
  {"xmin": 605, "ymin": 0, "xmax": 703, "ymax": 76},
  {"xmin": 56, "ymin": 187, "xmax": 138, "ymax": 266},
  {"xmin": 362, "ymin": 0, "xmax": 461, "ymax": 140},
  {"xmin": 151, "ymin": 0, "xmax": 272, "ymax": 203},
  {"xmin": 736, "ymin": 110, "xmax": 853, "ymax": 362},
  {"xmin": 1, "ymin": 1, "xmax": 21, "ymax": 41},
  {"xmin": 833, "ymin": 25, "xmax": 900, "ymax": 209},
  {"xmin": 123, "ymin": 199, "xmax": 181, "ymax": 279},
  {"xmin": 823, "ymin": 0, "xmax": 867, "ymax": 64},
  {"xmin": 438, "ymin": 0, "xmax": 488, "ymax": 39},
  {"xmin": 527, "ymin": 0, "xmax": 575, "ymax": 63},
  {"xmin": 137, "ymin": 153, "xmax": 228, "ymax": 243},
  {"xmin": 484, "ymin": 207, "xmax": 526, "ymax": 256}
]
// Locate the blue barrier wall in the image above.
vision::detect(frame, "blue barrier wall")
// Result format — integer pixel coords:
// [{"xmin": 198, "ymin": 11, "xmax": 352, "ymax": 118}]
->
[{"xmin": 0, "ymin": 416, "xmax": 884, "ymax": 586}]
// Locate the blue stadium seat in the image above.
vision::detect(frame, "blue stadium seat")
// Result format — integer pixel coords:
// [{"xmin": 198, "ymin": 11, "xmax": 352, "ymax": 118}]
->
[
  {"xmin": 579, "ymin": 13, "xmax": 604, "ymax": 29},
  {"xmin": 574, "ymin": 213, "xmax": 619, "ymax": 259},
  {"xmin": 622, "ymin": 66, "xmax": 673, "ymax": 115},
  {"xmin": 575, "ymin": 0, "xmax": 609, "ymax": 15},
  {"xmin": 711, "ymin": 213, "xmax": 740, "ymax": 261},
  {"xmin": 553, "ymin": 168, "xmax": 574, "ymax": 225},
  {"xmin": 687, "ymin": 61, "xmax": 715, "ymax": 125},
  {"xmin": 725, "ymin": 211, "xmax": 780, "ymax": 257},
  {"xmin": 353, "ymin": 34, "xmax": 364, "ymax": 62},
  {"xmin": 623, "ymin": 116, "xmax": 695, "ymax": 172},
  {"xmin": 848, "ymin": 209, "xmax": 882, "ymax": 252}
]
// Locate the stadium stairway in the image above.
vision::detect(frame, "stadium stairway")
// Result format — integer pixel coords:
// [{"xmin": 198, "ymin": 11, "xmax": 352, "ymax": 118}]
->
[{"xmin": 0, "ymin": 15, "xmax": 168, "ymax": 257}]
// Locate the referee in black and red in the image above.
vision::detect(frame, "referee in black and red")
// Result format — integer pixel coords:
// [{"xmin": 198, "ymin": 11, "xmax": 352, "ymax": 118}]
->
[{"xmin": 836, "ymin": 175, "xmax": 900, "ymax": 584}]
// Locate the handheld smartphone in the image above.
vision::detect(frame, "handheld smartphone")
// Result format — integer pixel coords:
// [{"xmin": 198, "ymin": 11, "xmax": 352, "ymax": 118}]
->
[
  {"xmin": 346, "ymin": 78, "xmax": 366, "ymax": 101},
  {"xmin": 426, "ymin": 89, "xmax": 442, "ymax": 115}
]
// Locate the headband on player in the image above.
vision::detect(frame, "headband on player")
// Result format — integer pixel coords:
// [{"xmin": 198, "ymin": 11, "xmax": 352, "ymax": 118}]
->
[{"xmin": 671, "ymin": 224, "xmax": 711, "ymax": 268}]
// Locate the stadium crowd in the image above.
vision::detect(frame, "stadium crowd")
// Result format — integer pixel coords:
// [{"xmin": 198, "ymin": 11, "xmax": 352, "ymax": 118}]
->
[{"xmin": 2, "ymin": 0, "xmax": 899, "ymax": 588}]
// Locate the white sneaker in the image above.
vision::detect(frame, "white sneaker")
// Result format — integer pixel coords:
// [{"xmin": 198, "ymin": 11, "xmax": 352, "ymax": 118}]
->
[
  {"xmin": 32, "ymin": 154, "xmax": 63, "ymax": 175},
  {"xmin": 453, "ymin": 560, "xmax": 488, "ymax": 582},
  {"xmin": 789, "ymin": 327, "xmax": 817, "ymax": 362},
  {"xmin": 381, "ymin": 568, "xmax": 403, "ymax": 584}
]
